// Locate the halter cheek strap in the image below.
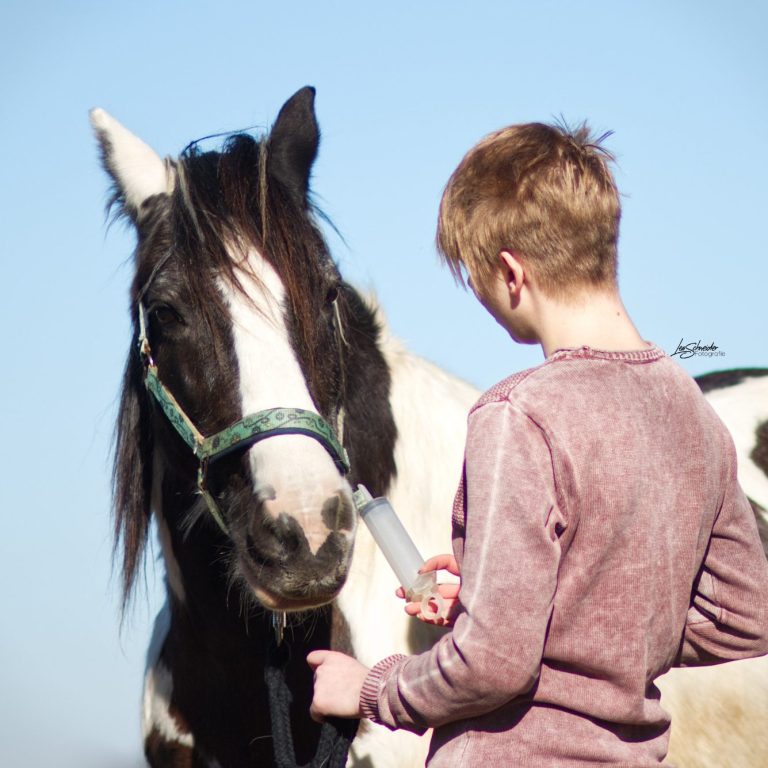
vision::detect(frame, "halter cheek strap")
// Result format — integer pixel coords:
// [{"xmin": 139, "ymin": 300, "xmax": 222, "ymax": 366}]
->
[{"xmin": 138, "ymin": 303, "xmax": 350, "ymax": 536}]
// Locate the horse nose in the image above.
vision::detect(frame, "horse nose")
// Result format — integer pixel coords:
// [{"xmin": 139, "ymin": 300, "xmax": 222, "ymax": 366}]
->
[
  {"xmin": 260, "ymin": 491, "xmax": 354, "ymax": 555},
  {"xmin": 243, "ymin": 492, "xmax": 356, "ymax": 605}
]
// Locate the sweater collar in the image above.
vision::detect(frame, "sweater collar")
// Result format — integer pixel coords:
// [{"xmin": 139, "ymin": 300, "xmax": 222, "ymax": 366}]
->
[{"xmin": 546, "ymin": 341, "xmax": 666, "ymax": 363}]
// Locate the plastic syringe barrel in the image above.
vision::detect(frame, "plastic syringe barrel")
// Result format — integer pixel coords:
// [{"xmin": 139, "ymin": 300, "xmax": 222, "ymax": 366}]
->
[
  {"xmin": 359, "ymin": 496, "xmax": 425, "ymax": 593},
  {"xmin": 354, "ymin": 485, "xmax": 446, "ymax": 621}
]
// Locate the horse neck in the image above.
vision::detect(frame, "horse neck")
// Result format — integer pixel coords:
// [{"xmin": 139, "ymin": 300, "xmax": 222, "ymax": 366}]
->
[
  {"xmin": 150, "ymin": 457, "xmax": 264, "ymax": 646},
  {"xmin": 376, "ymin": 328, "xmax": 479, "ymax": 542}
]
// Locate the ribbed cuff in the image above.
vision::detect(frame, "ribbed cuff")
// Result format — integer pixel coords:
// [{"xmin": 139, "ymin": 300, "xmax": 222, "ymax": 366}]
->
[{"xmin": 359, "ymin": 654, "xmax": 408, "ymax": 722}]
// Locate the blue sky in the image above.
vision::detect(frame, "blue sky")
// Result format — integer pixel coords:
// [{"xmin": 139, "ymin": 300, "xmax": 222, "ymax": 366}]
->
[{"xmin": 1, "ymin": 2, "xmax": 766, "ymax": 765}]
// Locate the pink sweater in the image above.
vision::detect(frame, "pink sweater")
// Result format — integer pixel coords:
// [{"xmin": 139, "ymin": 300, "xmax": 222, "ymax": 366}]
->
[{"xmin": 359, "ymin": 343, "xmax": 768, "ymax": 766}]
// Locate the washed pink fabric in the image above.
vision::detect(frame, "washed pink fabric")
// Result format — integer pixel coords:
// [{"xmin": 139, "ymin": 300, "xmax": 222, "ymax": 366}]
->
[{"xmin": 359, "ymin": 343, "xmax": 768, "ymax": 766}]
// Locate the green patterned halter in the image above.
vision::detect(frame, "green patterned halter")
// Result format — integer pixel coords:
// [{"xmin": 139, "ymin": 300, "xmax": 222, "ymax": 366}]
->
[{"xmin": 137, "ymin": 302, "xmax": 350, "ymax": 535}]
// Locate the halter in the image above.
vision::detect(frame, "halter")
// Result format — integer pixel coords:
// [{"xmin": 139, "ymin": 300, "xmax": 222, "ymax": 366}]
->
[{"xmin": 137, "ymin": 301, "xmax": 350, "ymax": 536}]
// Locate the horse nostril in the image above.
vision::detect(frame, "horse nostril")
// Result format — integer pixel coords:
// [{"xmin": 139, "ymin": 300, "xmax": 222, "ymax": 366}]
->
[
  {"xmin": 274, "ymin": 513, "xmax": 303, "ymax": 554},
  {"xmin": 246, "ymin": 533, "xmax": 278, "ymax": 568},
  {"xmin": 321, "ymin": 492, "xmax": 355, "ymax": 532},
  {"xmin": 249, "ymin": 510, "xmax": 304, "ymax": 564}
]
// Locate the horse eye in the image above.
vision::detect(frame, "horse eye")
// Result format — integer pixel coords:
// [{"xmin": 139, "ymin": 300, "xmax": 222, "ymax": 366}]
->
[
  {"xmin": 326, "ymin": 286, "xmax": 339, "ymax": 304},
  {"xmin": 153, "ymin": 305, "xmax": 183, "ymax": 327}
]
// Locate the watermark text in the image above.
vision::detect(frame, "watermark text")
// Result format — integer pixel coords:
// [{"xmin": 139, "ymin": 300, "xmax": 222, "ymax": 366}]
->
[{"xmin": 670, "ymin": 338, "xmax": 726, "ymax": 359}]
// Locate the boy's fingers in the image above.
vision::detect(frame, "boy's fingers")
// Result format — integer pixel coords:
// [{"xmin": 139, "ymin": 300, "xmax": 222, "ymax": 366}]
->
[
  {"xmin": 405, "ymin": 598, "xmax": 458, "ymax": 622},
  {"xmin": 307, "ymin": 650, "xmax": 330, "ymax": 669},
  {"xmin": 420, "ymin": 554, "xmax": 452, "ymax": 572},
  {"xmin": 309, "ymin": 702, "xmax": 325, "ymax": 723},
  {"xmin": 419, "ymin": 554, "xmax": 460, "ymax": 575},
  {"xmin": 400, "ymin": 584, "xmax": 459, "ymax": 603}
]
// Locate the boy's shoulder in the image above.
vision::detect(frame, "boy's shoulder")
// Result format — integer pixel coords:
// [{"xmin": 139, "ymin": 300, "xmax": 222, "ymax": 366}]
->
[
  {"xmin": 468, "ymin": 348, "xmax": 591, "ymax": 415},
  {"xmin": 468, "ymin": 343, "xmax": 696, "ymax": 419},
  {"xmin": 469, "ymin": 364, "xmax": 547, "ymax": 414}
]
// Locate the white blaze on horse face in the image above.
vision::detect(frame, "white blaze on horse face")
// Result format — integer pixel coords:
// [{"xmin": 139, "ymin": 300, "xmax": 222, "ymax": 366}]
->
[{"xmin": 219, "ymin": 249, "xmax": 353, "ymax": 554}]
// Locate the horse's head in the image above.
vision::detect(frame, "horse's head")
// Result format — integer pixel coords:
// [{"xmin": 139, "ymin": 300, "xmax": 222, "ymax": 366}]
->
[{"xmin": 94, "ymin": 88, "xmax": 391, "ymax": 615}]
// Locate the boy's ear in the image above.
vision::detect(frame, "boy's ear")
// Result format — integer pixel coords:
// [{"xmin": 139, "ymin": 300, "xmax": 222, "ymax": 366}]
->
[{"xmin": 498, "ymin": 250, "xmax": 526, "ymax": 295}]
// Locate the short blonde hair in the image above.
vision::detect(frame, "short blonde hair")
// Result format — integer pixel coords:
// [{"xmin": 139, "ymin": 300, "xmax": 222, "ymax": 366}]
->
[{"xmin": 437, "ymin": 121, "xmax": 621, "ymax": 299}]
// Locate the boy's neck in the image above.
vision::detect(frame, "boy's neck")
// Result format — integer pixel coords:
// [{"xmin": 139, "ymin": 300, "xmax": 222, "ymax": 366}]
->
[{"xmin": 531, "ymin": 288, "xmax": 647, "ymax": 359}]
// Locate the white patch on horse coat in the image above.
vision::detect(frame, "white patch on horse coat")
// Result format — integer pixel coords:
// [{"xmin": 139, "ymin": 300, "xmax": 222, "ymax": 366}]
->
[
  {"xmin": 156, "ymin": 514, "xmax": 186, "ymax": 603},
  {"xmin": 704, "ymin": 375, "xmax": 768, "ymax": 512},
  {"xmin": 660, "ymin": 370, "xmax": 768, "ymax": 766},
  {"xmin": 142, "ymin": 602, "xmax": 194, "ymax": 748},
  {"xmin": 218, "ymin": 249, "xmax": 351, "ymax": 554},
  {"xmin": 89, "ymin": 108, "xmax": 174, "ymax": 210},
  {"xmin": 659, "ymin": 656, "xmax": 768, "ymax": 767},
  {"xmin": 336, "ymin": 306, "xmax": 478, "ymax": 767},
  {"xmin": 151, "ymin": 456, "xmax": 186, "ymax": 603}
]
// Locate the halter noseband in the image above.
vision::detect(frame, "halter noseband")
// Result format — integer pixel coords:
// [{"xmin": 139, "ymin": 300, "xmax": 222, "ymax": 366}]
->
[{"xmin": 137, "ymin": 301, "xmax": 350, "ymax": 536}]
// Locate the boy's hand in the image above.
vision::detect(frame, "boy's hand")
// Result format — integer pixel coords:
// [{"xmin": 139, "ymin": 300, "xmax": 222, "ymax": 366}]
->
[
  {"xmin": 307, "ymin": 650, "xmax": 369, "ymax": 722},
  {"xmin": 396, "ymin": 554, "xmax": 461, "ymax": 626}
]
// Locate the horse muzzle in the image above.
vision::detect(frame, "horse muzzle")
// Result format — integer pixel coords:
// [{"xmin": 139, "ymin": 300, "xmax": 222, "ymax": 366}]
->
[{"xmin": 234, "ymin": 491, "xmax": 357, "ymax": 610}]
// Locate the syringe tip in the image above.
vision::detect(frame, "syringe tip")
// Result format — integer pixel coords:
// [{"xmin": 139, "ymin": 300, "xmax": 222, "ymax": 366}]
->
[{"xmin": 352, "ymin": 484, "xmax": 374, "ymax": 510}]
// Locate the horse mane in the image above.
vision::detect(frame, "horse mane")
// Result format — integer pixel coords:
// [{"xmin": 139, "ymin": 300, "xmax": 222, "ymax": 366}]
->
[
  {"xmin": 113, "ymin": 337, "xmax": 154, "ymax": 610},
  {"xmin": 113, "ymin": 129, "xmax": 397, "ymax": 608}
]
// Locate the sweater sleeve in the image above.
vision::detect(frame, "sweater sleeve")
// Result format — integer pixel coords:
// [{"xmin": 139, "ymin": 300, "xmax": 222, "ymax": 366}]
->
[
  {"xmin": 359, "ymin": 400, "xmax": 564, "ymax": 732},
  {"xmin": 675, "ymin": 430, "xmax": 768, "ymax": 666}
]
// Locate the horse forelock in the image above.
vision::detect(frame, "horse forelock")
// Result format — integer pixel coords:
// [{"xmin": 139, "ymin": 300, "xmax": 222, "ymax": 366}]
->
[{"xmin": 167, "ymin": 134, "xmax": 345, "ymax": 411}]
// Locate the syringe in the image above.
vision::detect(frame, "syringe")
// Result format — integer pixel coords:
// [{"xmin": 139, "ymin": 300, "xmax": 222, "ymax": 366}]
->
[{"xmin": 353, "ymin": 485, "xmax": 447, "ymax": 621}]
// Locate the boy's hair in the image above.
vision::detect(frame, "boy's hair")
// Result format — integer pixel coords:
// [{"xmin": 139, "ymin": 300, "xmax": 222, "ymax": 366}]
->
[{"xmin": 436, "ymin": 121, "xmax": 621, "ymax": 300}]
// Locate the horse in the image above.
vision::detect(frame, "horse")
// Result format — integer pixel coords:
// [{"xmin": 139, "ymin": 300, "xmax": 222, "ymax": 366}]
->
[
  {"xmin": 660, "ymin": 369, "xmax": 768, "ymax": 768},
  {"xmin": 92, "ymin": 86, "xmax": 473, "ymax": 768},
  {"xmin": 92, "ymin": 87, "xmax": 768, "ymax": 768}
]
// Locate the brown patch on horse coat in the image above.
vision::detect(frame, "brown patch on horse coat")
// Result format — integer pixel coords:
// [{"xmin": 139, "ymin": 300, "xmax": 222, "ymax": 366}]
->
[
  {"xmin": 145, "ymin": 727, "xmax": 197, "ymax": 768},
  {"xmin": 694, "ymin": 367, "xmax": 768, "ymax": 394},
  {"xmin": 751, "ymin": 420, "xmax": 768, "ymax": 479},
  {"xmin": 749, "ymin": 498, "xmax": 768, "ymax": 558},
  {"xmin": 330, "ymin": 602, "xmax": 354, "ymax": 655}
]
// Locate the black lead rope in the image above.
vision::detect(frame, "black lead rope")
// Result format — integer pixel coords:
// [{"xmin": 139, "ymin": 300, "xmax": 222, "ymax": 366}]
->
[{"xmin": 265, "ymin": 638, "xmax": 359, "ymax": 768}]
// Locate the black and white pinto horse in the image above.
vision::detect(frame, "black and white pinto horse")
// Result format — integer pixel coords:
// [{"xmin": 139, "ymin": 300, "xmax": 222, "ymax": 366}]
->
[
  {"xmin": 659, "ymin": 369, "xmax": 768, "ymax": 767},
  {"xmin": 92, "ymin": 88, "xmax": 768, "ymax": 768}
]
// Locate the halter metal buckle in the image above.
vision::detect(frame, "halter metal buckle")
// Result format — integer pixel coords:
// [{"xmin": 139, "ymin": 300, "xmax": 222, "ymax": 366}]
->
[{"xmin": 272, "ymin": 611, "xmax": 287, "ymax": 645}]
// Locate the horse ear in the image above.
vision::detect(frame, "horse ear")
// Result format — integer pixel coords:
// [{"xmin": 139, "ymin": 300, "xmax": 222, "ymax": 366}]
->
[
  {"xmin": 267, "ymin": 86, "xmax": 320, "ymax": 205},
  {"xmin": 90, "ymin": 108, "xmax": 174, "ymax": 221}
]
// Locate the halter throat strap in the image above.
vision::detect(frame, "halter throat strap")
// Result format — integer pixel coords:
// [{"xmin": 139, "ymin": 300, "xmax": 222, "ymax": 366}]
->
[{"xmin": 137, "ymin": 302, "xmax": 350, "ymax": 535}]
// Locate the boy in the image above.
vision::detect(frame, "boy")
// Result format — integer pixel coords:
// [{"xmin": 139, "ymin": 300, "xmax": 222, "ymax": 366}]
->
[{"xmin": 307, "ymin": 122, "xmax": 768, "ymax": 765}]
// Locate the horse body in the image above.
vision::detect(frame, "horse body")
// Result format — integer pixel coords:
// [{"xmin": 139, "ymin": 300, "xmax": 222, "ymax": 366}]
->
[
  {"xmin": 659, "ymin": 371, "xmax": 768, "ymax": 768},
  {"xmin": 93, "ymin": 88, "xmax": 768, "ymax": 768}
]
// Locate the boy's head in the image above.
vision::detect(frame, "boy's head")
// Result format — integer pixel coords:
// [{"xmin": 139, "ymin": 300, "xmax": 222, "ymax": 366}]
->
[{"xmin": 436, "ymin": 121, "xmax": 620, "ymax": 303}]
